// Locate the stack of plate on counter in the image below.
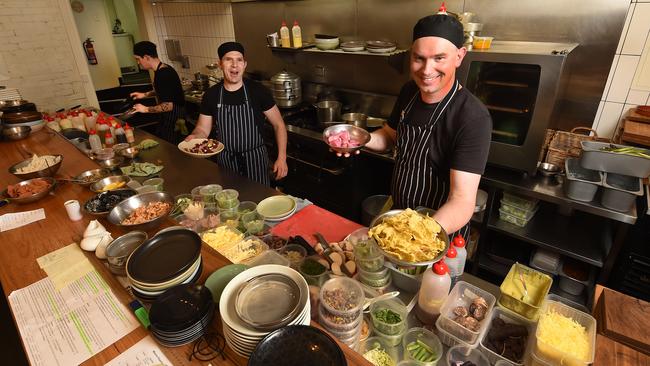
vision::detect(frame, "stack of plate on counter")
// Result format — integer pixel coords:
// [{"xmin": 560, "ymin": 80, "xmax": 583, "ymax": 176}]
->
[
  {"xmin": 149, "ymin": 283, "xmax": 215, "ymax": 347},
  {"xmin": 126, "ymin": 228, "xmax": 203, "ymax": 302},
  {"xmin": 256, "ymin": 196, "xmax": 297, "ymax": 222},
  {"xmin": 365, "ymin": 40, "xmax": 397, "ymax": 53},
  {"xmin": 219, "ymin": 264, "xmax": 311, "ymax": 358}
]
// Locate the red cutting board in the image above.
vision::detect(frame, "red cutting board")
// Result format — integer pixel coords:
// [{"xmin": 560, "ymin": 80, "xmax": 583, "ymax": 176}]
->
[{"xmin": 270, "ymin": 204, "xmax": 363, "ymax": 245}]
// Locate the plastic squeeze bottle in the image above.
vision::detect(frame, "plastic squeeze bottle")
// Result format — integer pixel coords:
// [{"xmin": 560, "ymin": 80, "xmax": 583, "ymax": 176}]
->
[
  {"xmin": 292, "ymin": 20, "xmax": 302, "ymax": 48},
  {"xmin": 417, "ymin": 260, "xmax": 451, "ymax": 321},
  {"xmin": 124, "ymin": 123, "xmax": 135, "ymax": 143},
  {"xmin": 88, "ymin": 129, "xmax": 102, "ymax": 153},
  {"xmin": 115, "ymin": 123, "xmax": 127, "ymax": 144},
  {"xmin": 280, "ymin": 21, "xmax": 291, "ymax": 48},
  {"xmin": 453, "ymin": 234, "xmax": 468, "ymax": 276},
  {"xmin": 445, "ymin": 247, "xmax": 461, "ymax": 288},
  {"xmin": 104, "ymin": 131, "xmax": 114, "ymax": 148}
]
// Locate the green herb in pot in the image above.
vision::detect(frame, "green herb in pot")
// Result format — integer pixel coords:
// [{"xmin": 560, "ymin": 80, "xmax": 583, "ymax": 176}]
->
[
  {"xmin": 373, "ymin": 308, "xmax": 402, "ymax": 324},
  {"xmin": 301, "ymin": 258, "xmax": 326, "ymax": 275}
]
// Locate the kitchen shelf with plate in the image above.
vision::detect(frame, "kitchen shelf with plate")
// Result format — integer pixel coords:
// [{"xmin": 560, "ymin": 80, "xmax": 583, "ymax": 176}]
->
[{"xmin": 486, "ymin": 202, "xmax": 609, "ymax": 268}]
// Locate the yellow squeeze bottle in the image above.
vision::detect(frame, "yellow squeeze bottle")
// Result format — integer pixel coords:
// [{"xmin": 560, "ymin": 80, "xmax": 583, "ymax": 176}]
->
[
  {"xmin": 280, "ymin": 21, "xmax": 291, "ymax": 48},
  {"xmin": 292, "ymin": 20, "xmax": 302, "ymax": 48}
]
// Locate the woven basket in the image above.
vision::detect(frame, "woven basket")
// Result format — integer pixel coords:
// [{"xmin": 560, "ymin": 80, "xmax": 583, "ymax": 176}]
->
[
  {"xmin": 538, "ymin": 129, "xmax": 556, "ymax": 162},
  {"xmin": 545, "ymin": 127, "xmax": 598, "ymax": 168}
]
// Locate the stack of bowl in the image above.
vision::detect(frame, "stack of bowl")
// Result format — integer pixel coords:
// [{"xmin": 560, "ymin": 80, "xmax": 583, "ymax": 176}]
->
[
  {"xmin": 315, "ymin": 35, "xmax": 339, "ymax": 50},
  {"xmin": 318, "ymin": 277, "xmax": 365, "ymax": 351},
  {"xmin": 369, "ymin": 297, "xmax": 408, "ymax": 347},
  {"xmin": 126, "ymin": 228, "xmax": 203, "ymax": 302},
  {"xmin": 350, "ymin": 229, "xmax": 390, "ymax": 292},
  {"xmin": 1, "ymin": 110, "xmax": 44, "ymax": 132}
]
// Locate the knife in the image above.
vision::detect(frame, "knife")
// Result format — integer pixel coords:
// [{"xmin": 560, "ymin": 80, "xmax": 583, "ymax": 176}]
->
[{"xmin": 314, "ymin": 232, "xmax": 353, "ymax": 277}]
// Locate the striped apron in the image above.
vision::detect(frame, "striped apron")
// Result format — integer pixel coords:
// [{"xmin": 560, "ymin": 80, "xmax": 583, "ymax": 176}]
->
[
  {"xmin": 391, "ymin": 79, "xmax": 470, "ymax": 241},
  {"xmin": 154, "ymin": 62, "xmax": 184, "ymax": 144},
  {"xmin": 213, "ymin": 83, "xmax": 270, "ymax": 186}
]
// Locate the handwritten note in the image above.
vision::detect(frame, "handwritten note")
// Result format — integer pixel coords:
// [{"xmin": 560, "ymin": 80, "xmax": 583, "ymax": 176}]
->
[
  {"xmin": 105, "ymin": 336, "xmax": 172, "ymax": 366},
  {"xmin": 0, "ymin": 208, "xmax": 45, "ymax": 232},
  {"xmin": 37, "ymin": 243, "xmax": 95, "ymax": 290}
]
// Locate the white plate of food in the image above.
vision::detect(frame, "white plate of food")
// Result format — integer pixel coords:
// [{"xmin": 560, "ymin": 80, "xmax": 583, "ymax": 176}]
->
[{"xmin": 178, "ymin": 138, "xmax": 224, "ymax": 158}]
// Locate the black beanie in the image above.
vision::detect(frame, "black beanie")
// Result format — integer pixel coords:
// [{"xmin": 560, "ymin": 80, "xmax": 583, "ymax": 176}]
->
[
  {"xmin": 133, "ymin": 41, "xmax": 158, "ymax": 57},
  {"xmin": 412, "ymin": 14, "xmax": 464, "ymax": 48},
  {"xmin": 218, "ymin": 42, "xmax": 245, "ymax": 59}
]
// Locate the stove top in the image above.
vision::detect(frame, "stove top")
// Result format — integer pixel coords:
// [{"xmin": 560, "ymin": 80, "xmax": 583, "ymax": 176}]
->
[{"xmin": 280, "ymin": 105, "xmax": 322, "ymax": 132}]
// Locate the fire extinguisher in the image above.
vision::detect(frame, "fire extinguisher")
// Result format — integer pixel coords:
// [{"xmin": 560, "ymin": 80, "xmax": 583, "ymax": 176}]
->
[{"xmin": 83, "ymin": 38, "xmax": 98, "ymax": 65}]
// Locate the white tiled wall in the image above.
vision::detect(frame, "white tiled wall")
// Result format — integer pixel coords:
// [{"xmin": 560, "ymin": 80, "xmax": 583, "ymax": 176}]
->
[
  {"xmin": 151, "ymin": 2, "xmax": 235, "ymax": 81},
  {"xmin": 594, "ymin": 0, "xmax": 650, "ymax": 138}
]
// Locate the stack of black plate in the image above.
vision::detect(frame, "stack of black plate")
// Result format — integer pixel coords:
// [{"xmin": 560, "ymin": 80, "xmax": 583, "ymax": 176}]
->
[
  {"xmin": 149, "ymin": 283, "xmax": 215, "ymax": 347},
  {"xmin": 126, "ymin": 228, "xmax": 203, "ymax": 302}
]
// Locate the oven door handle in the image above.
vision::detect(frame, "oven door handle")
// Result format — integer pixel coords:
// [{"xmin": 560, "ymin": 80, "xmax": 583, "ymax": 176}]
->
[{"xmin": 287, "ymin": 155, "xmax": 345, "ymax": 176}]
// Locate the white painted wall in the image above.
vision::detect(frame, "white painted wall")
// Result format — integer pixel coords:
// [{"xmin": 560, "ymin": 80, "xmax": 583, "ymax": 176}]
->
[{"xmin": 72, "ymin": 0, "xmax": 121, "ymax": 91}]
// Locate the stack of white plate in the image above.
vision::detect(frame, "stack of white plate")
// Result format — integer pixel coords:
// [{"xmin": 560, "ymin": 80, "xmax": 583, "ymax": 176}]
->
[
  {"xmin": 220, "ymin": 264, "xmax": 311, "ymax": 358},
  {"xmin": 365, "ymin": 40, "xmax": 397, "ymax": 53},
  {"xmin": 256, "ymin": 196, "xmax": 297, "ymax": 222}
]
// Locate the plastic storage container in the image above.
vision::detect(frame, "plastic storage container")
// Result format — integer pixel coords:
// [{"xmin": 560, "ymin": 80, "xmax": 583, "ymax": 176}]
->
[
  {"xmin": 219, "ymin": 236, "xmax": 268, "ymax": 264},
  {"xmin": 446, "ymin": 345, "xmax": 490, "ymax": 366},
  {"xmin": 402, "ymin": 327, "xmax": 443, "ymax": 365},
  {"xmin": 479, "ymin": 307, "xmax": 534, "ymax": 366},
  {"xmin": 534, "ymin": 300, "xmax": 596, "ymax": 366},
  {"xmin": 530, "ymin": 249, "xmax": 561, "ymax": 275},
  {"xmin": 320, "ymin": 277, "xmax": 365, "ymax": 316},
  {"xmin": 499, "ymin": 206, "xmax": 537, "ymax": 227},
  {"xmin": 502, "ymin": 192, "xmax": 539, "ymax": 211},
  {"xmin": 557, "ymin": 258, "xmax": 591, "ymax": 296},
  {"xmin": 435, "ymin": 316, "xmax": 477, "ymax": 348},
  {"xmin": 564, "ymin": 157, "xmax": 602, "ymax": 202},
  {"xmin": 369, "ymin": 320, "xmax": 406, "ymax": 347},
  {"xmin": 279, "ymin": 244, "xmax": 307, "ymax": 268},
  {"xmin": 499, "ymin": 263, "xmax": 552, "ymax": 320},
  {"xmin": 243, "ymin": 249, "xmax": 290, "ymax": 267},
  {"xmin": 580, "ymin": 140, "xmax": 650, "ymax": 178},
  {"xmin": 385, "ymin": 262, "xmax": 422, "ymax": 293},
  {"xmin": 600, "ymin": 172, "xmax": 643, "ymax": 212},
  {"xmin": 499, "ymin": 200, "xmax": 538, "ymax": 220},
  {"xmin": 318, "ymin": 304, "xmax": 362, "ymax": 333},
  {"xmin": 298, "ymin": 256, "xmax": 329, "ymax": 286},
  {"xmin": 353, "ymin": 238, "xmax": 385, "ymax": 272},
  {"xmin": 358, "ymin": 266, "xmax": 391, "ymax": 287},
  {"xmin": 437, "ymin": 281, "xmax": 496, "ymax": 344},
  {"xmin": 361, "ymin": 336, "xmax": 399, "ymax": 366},
  {"xmin": 370, "ymin": 297, "xmax": 407, "ymax": 336}
]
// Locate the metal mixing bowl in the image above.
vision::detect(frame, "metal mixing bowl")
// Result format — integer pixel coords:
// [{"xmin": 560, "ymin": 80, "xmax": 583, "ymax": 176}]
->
[
  {"xmin": 90, "ymin": 175, "xmax": 131, "ymax": 193},
  {"xmin": 2, "ymin": 126, "xmax": 31, "ymax": 141},
  {"xmin": 2, "ymin": 177, "xmax": 56, "ymax": 204},
  {"xmin": 107, "ymin": 191, "xmax": 174, "ymax": 232},
  {"xmin": 8, "ymin": 154, "xmax": 63, "ymax": 180},
  {"xmin": 73, "ymin": 168, "xmax": 111, "ymax": 186},
  {"xmin": 537, "ymin": 162, "xmax": 561, "ymax": 177},
  {"xmin": 322, "ymin": 124, "xmax": 371, "ymax": 154},
  {"xmin": 117, "ymin": 146, "xmax": 140, "ymax": 159},
  {"xmin": 96, "ymin": 156, "xmax": 125, "ymax": 170},
  {"xmin": 106, "ymin": 231, "xmax": 148, "ymax": 275}
]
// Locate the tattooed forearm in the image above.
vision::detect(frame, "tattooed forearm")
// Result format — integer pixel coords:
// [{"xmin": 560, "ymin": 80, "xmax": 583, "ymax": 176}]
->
[{"xmin": 147, "ymin": 102, "xmax": 173, "ymax": 113}]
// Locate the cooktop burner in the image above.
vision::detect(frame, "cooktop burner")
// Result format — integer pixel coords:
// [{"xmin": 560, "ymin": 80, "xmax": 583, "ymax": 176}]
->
[{"xmin": 280, "ymin": 105, "xmax": 322, "ymax": 132}]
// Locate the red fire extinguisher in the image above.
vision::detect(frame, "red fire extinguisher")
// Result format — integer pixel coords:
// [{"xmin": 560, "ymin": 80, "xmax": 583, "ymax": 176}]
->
[{"xmin": 83, "ymin": 38, "xmax": 98, "ymax": 65}]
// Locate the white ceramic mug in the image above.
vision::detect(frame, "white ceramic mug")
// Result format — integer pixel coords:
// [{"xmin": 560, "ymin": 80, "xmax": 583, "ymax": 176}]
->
[{"xmin": 64, "ymin": 200, "xmax": 83, "ymax": 221}]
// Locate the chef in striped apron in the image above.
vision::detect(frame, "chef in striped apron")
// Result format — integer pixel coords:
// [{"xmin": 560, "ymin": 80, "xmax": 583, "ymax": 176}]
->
[
  {"xmin": 131, "ymin": 41, "xmax": 186, "ymax": 144},
  {"xmin": 187, "ymin": 42, "xmax": 288, "ymax": 186},
  {"xmin": 365, "ymin": 14, "xmax": 492, "ymax": 240}
]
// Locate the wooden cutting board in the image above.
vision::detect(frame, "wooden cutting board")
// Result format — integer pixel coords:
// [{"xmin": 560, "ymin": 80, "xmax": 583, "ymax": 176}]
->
[
  {"xmin": 270, "ymin": 204, "xmax": 363, "ymax": 245},
  {"xmin": 594, "ymin": 334, "xmax": 650, "ymax": 365},
  {"xmin": 598, "ymin": 287, "xmax": 650, "ymax": 355},
  {"xmin": 627, "ymin": 109, "xmax": 650, "ymax": 123}
]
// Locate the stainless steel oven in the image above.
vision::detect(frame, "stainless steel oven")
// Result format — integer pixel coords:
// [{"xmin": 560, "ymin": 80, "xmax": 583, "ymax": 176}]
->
[{"xmin": 457, "ymin": 41, "xmax": 578, "ymax": 175}]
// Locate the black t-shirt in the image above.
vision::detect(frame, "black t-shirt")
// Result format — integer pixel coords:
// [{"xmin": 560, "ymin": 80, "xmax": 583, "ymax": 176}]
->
[
  {"xmin": 199, "ymin": 79, "xmax": 275, "ymax": 122},
  {"xmin": 388, "ymin": 80, "xmax": 492, "ymax": 177},
  {"xmin": 154, "ymin": 64, "xmax": 185, "ymax": 107}
]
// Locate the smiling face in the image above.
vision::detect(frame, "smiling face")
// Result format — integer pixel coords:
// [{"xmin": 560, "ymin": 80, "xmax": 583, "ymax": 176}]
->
[
  {"xmin": 219, "ymin": 51, "xmax": 247, "ymax": 87},
  {"xmin": 410, "ymin": 36, "xmax": 466, "ymax": 103}
]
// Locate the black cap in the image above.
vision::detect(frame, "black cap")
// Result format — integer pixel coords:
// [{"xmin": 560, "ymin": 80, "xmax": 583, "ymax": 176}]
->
[
  {"xmin": 412, "ymin": 14, "xmax": 464, "ymax": 48},
  {"xmin": 218, "ymin": 42, "xmax": 245, "ymax": 59},
  {"xmin": 133, "ymin": 41, "xmax": 158, "ymax": 58}
]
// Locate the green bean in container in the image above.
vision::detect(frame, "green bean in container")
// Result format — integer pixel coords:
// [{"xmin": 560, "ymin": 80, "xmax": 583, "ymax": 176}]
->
[
  {"xmin": 406, "ymin": 339, "xmax": 438, "ymax": 362},
  {"xmin": 600, "ymin": 145, "xmax": 650, "ymax": 159}
]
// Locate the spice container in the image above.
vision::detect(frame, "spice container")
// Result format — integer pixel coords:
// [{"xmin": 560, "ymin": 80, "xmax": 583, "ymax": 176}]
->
[
  {"xmin": 243, "ymin": 249, "xmax": 290, "ymax": 267},
  {"xmin": 534, "ymin": 300, "xmax": 596, "ymax": 366},
  {"xmin": 280, "ymin": 244, "xmax": 307, "ymax": 268},
  {"xmin": 564, "ymin": 158, "xmax": 602, "ymax": 202},
  {"xmin": 318, "ymin": 304, "xmax": 362, "ymax": 333},
  {"xmin": 370, "ymin": 297, "xmax": 407, "ymax": 336},
  {"xmin": 299, "ymin": 256, "xmax": 329, "ymax": 286},
  {"xmin": 358, "ymin": 266, "xmax": 391, "ymax": 287},
  {"xmin": 437, "ymin": 281, "xmax": 496, "ymax": 344},
  {"xmin": 479, "ymin": 307, "xmax": 533, "ymax": 366},
  {"xmin": 446, "ymin": 345, "xmax": 490, "ymax": 366},
  {"xmin": 402, "ymin": 327, "xmax": 443, "ymax": 365},
  {"xmin": 600, "ymin": 172, "xmax": 643, "ymax": 212},
  {"xmin": 499, "ymin": 263, "xmax": 552, "ymax": 320},
  {"xmin": 361, "ymin": 336, "xmax": 399, "ymax": 366},
  {"xmin": 501, "ymin": 192, "xmax": 538, "ymax": 211},
  {"xmin": 320, "ymin": 277, "xmax": 365, "ymax": 317},
  {"xmin": 262, "ymin": 234, "xmax": 287, "ymax": 251}
]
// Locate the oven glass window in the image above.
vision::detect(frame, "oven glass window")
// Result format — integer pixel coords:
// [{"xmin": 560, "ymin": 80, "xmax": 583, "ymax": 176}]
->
[{"xmin": 465, "ymin": 62, "xmax": 541, "ymax": 146}]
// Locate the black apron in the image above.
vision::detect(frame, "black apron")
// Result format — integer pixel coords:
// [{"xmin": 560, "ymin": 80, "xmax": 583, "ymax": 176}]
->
[
  {"xmin": 213, "ymin": 83, "xmax": 270, "ymax": 186},
  {"xmin": 391, "ymin": 79, "xmax": 470, "ymax": 241},
  {"xmin": 154, "ymin": 62, "xmax": 184, "ymax": 144}
]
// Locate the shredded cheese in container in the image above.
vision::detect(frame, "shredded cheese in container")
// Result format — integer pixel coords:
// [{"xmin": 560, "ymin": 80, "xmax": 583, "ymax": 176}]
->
[
  {"xmin": 537, "ymin": 309, "xmax": 590, "ymax": 362},
  {"xmin": 201, "ymin": 226, "xmax": 244, "ymax": 251}
]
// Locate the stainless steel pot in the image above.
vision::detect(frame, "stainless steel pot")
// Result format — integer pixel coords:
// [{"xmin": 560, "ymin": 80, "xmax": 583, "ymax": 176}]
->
[
  {"xmin": 342, "ymin": 112, "xmax": 367, "ymax": 129},
  {"xmin": 270, "ymin": 70, "xmax": 302, "ymax": 108},
  {"xmin": 314, "ymin": 100, "xmax": 341, "ymax": 127}
]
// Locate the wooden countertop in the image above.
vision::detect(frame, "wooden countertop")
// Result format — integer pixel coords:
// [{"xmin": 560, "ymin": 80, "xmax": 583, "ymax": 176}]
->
[{"xmin": 0, "ymin": 129, "xmax": 370, "ymax": 366}]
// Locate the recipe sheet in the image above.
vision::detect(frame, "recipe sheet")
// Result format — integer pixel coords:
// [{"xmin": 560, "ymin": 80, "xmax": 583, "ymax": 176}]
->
[
  {"xmin": 0, "ymin": 208, "xmax": 45, "ymax": 231},
  {"xmin": 9, "ymin": 270, "xmax": 139, "ymax": 366},
  {"xmin": 104, "ymin": 336, "xmax": 172, "ymax": 366},
  {"xmin": 36, "ymin": 243, "xmax": 95, "ymax": 290}
]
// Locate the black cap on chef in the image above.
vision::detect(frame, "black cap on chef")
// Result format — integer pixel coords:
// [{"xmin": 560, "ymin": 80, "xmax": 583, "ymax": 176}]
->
[
  {"xmin": 133, "ymin": 41, "xmax": 158, "ymax": 58},
  {"xmin": 218, "ymin": 42, "xmax": 245, "ymax": 59},
  {"xmin": 412, "ymin": 14, "xmax": 464, "ymax": 48}
]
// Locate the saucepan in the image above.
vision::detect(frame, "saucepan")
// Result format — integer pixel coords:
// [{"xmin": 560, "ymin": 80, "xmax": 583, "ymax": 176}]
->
[
  {"xmin": 314, "ymin": 100, "xmax": 341, "ymax": 129},
  {"xmin": 342, "ymin": 112, "xmax": 367, "ymax": 129}
]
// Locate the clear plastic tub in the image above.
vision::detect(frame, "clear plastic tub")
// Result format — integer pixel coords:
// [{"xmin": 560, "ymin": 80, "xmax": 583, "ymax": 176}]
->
[
  {"xmin": 299, "ymin": 256, "xmax": 329, "ymax": 286},
  {"xmin": 360, "ymin": 276, "xmax": 393, "ymax": 294},
  {"xmin": 354, "ymin": 239, "xmax": 385, "ymax": 272},
  {"xmin": 534, "ymin": 300, "xmax": 596, "ymax": 366},
  {"xmin": 359, "ymin": 266, "xmax": 391, "ymax": 287},
  {"xmin": 438, "ymin": 281, "xmax": 496, "ymax": 344},
  {"xmin": 499, "ymin": 263, "xmax": 552, "ymax": 320},
  {"xmin": 279, "ymin": 244, "xmax": 307, "ymax": 268},
  {"xmin": 219, "ymin": 236, "xmax": 268, "ymax": 264},
  {"xmin": 370, "ymin": 297, "xmax": 407, "ymax": 336},
  {"xmin": 502, "ymin": 192, "xmax": 539, "ymax": 212},
  {"xmin": 500, "ymin": 200, "xmax": 538, "ymax": 220},
  {"xmin": 369, "ymin": 321, "xmax": 406, "ymax": 347},
  {"xmin": 530, "ymin": 249, "xmax": 561, "ymax": 275},
  {"xmin": 435, "ymin": 315, "xmax": 477, "ymax": 348},
  {"xmin": 358, "ymin": 265, "xmax": 389, "ymax": 280},
  {"xmin": 199, "ymin": 184, "xmax": 222, "ymax": 203},
  {"xmin": 385, "ymin": 262, "xmax": 422, "ymax": 293},
  {"xmin": 318, "ymin": 304, "xmax": 362, "ymax": 332},
  {"xmin": 499, "ymin": 206, "xmax": 537, "ymax": 227},
  {"xmin": 243, "ymin": 249, "xmax": 290, "ymax": 267},
  {"xmin": 361, "ymin": 336, "xmax": 399, "ymax": 366},
  {"xmin": 446, "ymin": 345, "xmax": 490, "ymax": 366},
  {"xmin": 216, "ymin": 188, "xmax": 239, "ymax": 208},
  {"xmin": 479, "ymin": 307, "xmax": 533, "ymax": 366},
  {"xmin": 402, "ymin": 327, "xmax": 443, "ymax": 365},
  {"xmin": 320, "ymin": 277, "xmax": 365, "ymax": 316}
]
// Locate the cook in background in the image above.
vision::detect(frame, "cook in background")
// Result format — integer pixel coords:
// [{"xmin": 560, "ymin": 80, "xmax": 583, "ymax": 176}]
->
[
  {"xmin": 186, "ymin": 42, "xmax": 288, "ymax": 186},
  {"xmin": 361, "ymin": 13, "xmax": 492, "ymax": 239},
  {"xmin": 130, "ymin": 41, "xmax": 186, "ymax": 144}
]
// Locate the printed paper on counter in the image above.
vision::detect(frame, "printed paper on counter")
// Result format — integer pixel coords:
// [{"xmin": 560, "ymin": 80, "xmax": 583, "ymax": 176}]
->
[
  {"xmin": 104, "ymin": 336, "xmax": 172, "ymax": 366},
  {"xmin": 0, "ymin": 208, "xmax": 45, "ymax": 232},
  {"xmin": 8, "ymin": 270, "xmax": 139, "ymax": 366},
  {"xmin": 37, "ymin": 243, "xmax": 95, "ymax": 290}
]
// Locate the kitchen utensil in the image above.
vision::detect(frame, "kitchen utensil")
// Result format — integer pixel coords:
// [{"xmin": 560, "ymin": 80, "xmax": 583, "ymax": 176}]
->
[
  {"xmin": 8, "ymin": 154, "xmax": 63, "ymax": 180},
  {"xmin": 537, "ymin": 162, "xmax": 560, "ymax": 177},
  {"xmin": 270, "ymin": 70, "xmax": 302, "ymax": 108},
  {"xmin": 1, "ymin": 177, "xmax": 56, "ymax": 204},
  {"xmin": 322, "ymin": 124, "xmax": 371, "ymax": 154},
  {"xmin": 342, "ymin": 112, "xmax": 368, "ymax": 129},
  {"xmin": 564, "ymin": 157, "xmax": 602, "ymax": 202},
  {"xmin": 96, "ymin": 156, "xmax": 125, "ymax": 170},
  {"xmin": 2, "ymin": 125, "xmax": 31, "ymax": 140},
  {"xmin": 107, "ymin": 191, "xmax": 174, "ymax": 231},
  {"xmin": 518, "ymin": 269, "xmax": 530, "ymax": 303},
  {"xmin": 266, "ymin": 32, "xmax": 280, "ymax": 47},
  {"xmin": 362, "ymin": 290, "xmax": 400, "ymax": 311}
]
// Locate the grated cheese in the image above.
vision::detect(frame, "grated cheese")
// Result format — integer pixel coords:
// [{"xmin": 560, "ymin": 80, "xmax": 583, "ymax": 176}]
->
[{"xmin": 537, "ymin": 309, "xmax": 590, "ymax": 361}]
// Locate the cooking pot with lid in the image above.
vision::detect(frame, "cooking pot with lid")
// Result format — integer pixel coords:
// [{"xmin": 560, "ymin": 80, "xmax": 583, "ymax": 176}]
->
[{"xmin": 270, "ymin": 70, "xmax": 301, "ymax": 108}]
